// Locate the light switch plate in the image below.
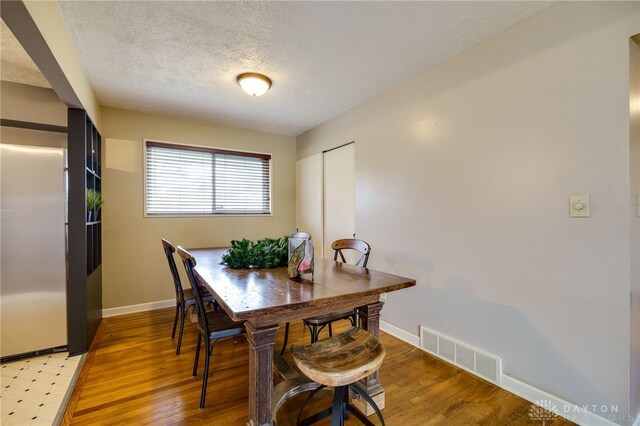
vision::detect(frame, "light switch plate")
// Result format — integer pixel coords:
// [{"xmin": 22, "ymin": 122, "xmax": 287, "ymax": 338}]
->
[{"xmin": 570, "ymin": 194, "xmax": 590, "ymax": 218}]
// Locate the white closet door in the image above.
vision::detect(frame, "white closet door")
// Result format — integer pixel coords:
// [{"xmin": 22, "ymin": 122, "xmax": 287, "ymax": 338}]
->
[
  {"xmin": 323, "ymin": 143, "xmax": 355, "ymax": 260},
  {"xmin": 296, "ymin": 153, "xmax": 323, "ymax": 255}
]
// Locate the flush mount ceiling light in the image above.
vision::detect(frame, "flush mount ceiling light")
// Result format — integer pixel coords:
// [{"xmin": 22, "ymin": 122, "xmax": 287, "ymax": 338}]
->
[{"xmin": 236, "ymin": 72, "xmax": 272, "ymax": 97}]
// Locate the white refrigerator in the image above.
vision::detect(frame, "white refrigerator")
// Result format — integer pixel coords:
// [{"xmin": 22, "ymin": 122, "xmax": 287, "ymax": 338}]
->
[{"xmin": 0, "ymin": 142, "xmax": 67, "ymax": 358}]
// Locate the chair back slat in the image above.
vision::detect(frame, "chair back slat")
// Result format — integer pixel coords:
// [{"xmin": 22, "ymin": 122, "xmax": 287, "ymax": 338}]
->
[
  {"xmin": 176, "ymin": 246, "xmax": 209, "ymax": 337},
  {"xmin": 331, "ymin": 238, "xmax": 371, "ymax": 267},
  {"xmin": 161, "ymin": 238, "xmax": 186, "ymax": 303}
]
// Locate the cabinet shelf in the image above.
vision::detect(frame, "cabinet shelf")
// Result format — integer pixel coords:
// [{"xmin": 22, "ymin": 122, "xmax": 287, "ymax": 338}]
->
[
  {"xmin": 85, "ymin": 167, "xmax": 101, "ymax": 179},
  {"xmin": 68, "ymin": 108, "xmax": 102, "ymax": 356}
]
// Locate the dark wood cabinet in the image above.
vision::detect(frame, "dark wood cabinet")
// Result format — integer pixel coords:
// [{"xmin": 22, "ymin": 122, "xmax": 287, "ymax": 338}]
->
[{"xmin": 67, "ymin": 108, "xmax": 102, "ymax": 355}]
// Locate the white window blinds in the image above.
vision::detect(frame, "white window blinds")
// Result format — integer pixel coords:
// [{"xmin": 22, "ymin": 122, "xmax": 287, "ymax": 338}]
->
[{"xmin": 145, "ymin": 141, "xmax": 271, "ymax": 215}]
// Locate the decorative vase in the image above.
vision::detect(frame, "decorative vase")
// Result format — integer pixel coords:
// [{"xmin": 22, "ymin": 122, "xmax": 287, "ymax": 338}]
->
[{"xmin": 288, "ymin": 233, "xmax": 314, "ymax": 279}]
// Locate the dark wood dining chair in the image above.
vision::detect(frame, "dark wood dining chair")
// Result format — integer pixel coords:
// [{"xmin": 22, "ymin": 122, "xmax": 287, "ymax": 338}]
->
[
  {"xmin": 281, "ymin": 238, "xmax": 371, "ymax": 355},
  {"xmin": 291, "ymin": 327, "xmax": 386, "ymax": 426},
  {"xmin": 176, "ymin": 246, "xmax": 245, "ymax": 409},
  {"xmin": 162, "ymin": 238, "xmax": 217, "ymax": 355},
  {"xmin": 304, "ymin": 238, "xmax": 370, "ymax": 339}
]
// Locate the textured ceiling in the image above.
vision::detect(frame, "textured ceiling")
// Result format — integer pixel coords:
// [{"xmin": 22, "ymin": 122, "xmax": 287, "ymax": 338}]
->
[
  {"xmin": 57, "ymin": 1, "xmax": 552, "ymax": 136},
  {"xmin": 0, "ymin": 19, "xmax": 51, "ymax": 89}
]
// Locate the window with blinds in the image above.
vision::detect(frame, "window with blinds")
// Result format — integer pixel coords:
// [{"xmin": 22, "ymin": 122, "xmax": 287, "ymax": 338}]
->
[{"xmin": 145, "ymin": 141, "xmax": 271, "ymax": 215}]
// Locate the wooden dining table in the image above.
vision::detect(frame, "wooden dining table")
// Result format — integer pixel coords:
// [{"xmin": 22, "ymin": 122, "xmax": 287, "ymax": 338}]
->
[{"xmin": 190, "ymin": 247, "xmax": 416, "ymax": 426}]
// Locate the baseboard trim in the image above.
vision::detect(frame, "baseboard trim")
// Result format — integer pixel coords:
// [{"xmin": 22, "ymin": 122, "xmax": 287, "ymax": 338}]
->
[
  {"xmin": 379, "ymin": 320, "xmax": 624, "ymax": 426},
  {"xmin": 102, "ymin": 299, "xmax": 174, "ymax": 318},
  {"xmin": 501, "ymin": 375, "xmax": 625, "ymax": 426},
  {"xmin": 380, "ymin": 320, "xmax": 420, "ymax": 347}
]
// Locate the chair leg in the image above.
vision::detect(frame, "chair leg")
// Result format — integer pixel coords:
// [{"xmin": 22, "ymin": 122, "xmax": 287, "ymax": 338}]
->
[
  {"xmin": 193, "ymin": 334, "xmax": 201, "ymax": 376},
  {"xmin": 306, "ymin": 323, "xmax": 328, "ymax": 343},
  {"xmin": 171, "ymin": 304, "xmax": 179, "ymax": 339},
  {"xmin": 176, "ymin": 304, "xmax": 187, "ymax": 355},
  {"xmin": 342, "ymin": 384, "xmax": 349, "ymax": 420},
  {"xmin": 280, "ymin": 322, "xmax": 290, "ymax": 356},
  {"xmin": 296, "ymin": 385, "xmax": 328, "ymax": 425},
  {"xmin": 349, "ymin": 383, "xmax": 385, "ymax": 426},
  {"xmin": 328, "ymin": 323, "xmax": 333, "ymax": 337},
  {"xmin": 331, "ymin": 386, "xmax": 346, "ymax": 426},
  {"xmin": 200, "ymin": 338, "xmax": 211, "ymax": 409}
]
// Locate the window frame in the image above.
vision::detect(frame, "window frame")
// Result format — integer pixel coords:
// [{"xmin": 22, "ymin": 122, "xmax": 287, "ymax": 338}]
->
[{"xmin": 142, "ymin": 138, "xmax": 273, "ymax": 218}]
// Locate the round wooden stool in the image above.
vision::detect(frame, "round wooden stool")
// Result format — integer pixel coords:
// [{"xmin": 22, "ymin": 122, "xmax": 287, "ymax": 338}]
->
[{"xmin": 291, "ymin": 327, "xmax": 386, "ymax": 426}]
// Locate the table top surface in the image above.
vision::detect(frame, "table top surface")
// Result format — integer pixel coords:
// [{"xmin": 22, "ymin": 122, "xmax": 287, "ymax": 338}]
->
[{"xmin": 190, "ymin": 247, "xmax": 416, "ymax": 323}]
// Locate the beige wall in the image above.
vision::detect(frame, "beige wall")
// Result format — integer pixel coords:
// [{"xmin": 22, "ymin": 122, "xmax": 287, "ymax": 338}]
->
[
  {"xmin": 0, "ymin": 81, "xmax": 66, "ymax": 127},
  {"xmin": 0, "ymin": 82, "xmax": 67, "ymax": 149},
  {"xmin": 101, "ymin": 107, "xmax": 296, "ymax": 309},
  {"xmin": 298, "ymin": 1, "xmax": 638, "ymax": 421}
]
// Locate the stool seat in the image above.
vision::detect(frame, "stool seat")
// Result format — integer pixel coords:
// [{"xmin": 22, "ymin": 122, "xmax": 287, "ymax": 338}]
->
[{"xmin": 291, "ymin": 327, "xmax": 385, "ymax": 388}]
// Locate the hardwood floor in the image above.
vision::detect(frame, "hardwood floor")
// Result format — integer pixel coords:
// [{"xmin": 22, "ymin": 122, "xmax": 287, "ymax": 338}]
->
[{"xmin": 62, "ymin": 308, "xmax": 572, "ymax": 425}]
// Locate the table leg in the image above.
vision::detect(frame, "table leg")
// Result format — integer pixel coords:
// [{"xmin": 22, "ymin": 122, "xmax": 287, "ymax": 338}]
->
[
  {"xmin": 246, "ymin": 321, "xmax": 279, "ymax": 426},
  {"xmin": 355, "ymin": 301, "xmax": 385, "ymax": 414}
]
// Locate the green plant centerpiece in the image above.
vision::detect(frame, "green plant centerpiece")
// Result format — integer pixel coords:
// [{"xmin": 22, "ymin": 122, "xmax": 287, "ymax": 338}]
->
[
  {"xmin": 86, "ymin": 189, "xmax": 103, "ymax": 222},
  {"xmin": 221, "ymin": 236, "xmax": 288, "ymax": 269},
  {"xmin": 86, "ymin": 188, "xmax": 103, "ymax": 212}
]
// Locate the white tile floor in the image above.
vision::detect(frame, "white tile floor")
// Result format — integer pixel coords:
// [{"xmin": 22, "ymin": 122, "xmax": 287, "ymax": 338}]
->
[{"xmin": 1, "ymin": 352, "xmax": 83, "ymax": 426}]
